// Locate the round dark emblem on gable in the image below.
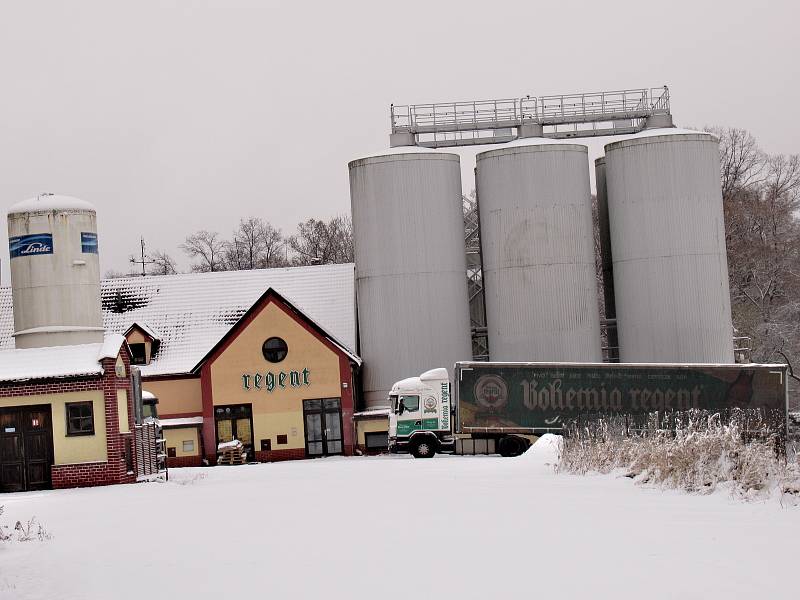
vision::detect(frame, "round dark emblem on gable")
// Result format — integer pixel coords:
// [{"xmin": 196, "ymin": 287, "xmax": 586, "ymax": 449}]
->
[{"xmin": 262, "ymin": 337, "xmax": 288, "ymax": 363}]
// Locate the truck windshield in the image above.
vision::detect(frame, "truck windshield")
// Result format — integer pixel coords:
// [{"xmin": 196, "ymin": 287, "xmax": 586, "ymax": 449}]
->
[
  {"xmin": 399, "ymin": 395, "xmax": 419, "ymax": 414},
  {"xmin": 389, "ymin": 395, "xmax": 398, "ymax": 413}
]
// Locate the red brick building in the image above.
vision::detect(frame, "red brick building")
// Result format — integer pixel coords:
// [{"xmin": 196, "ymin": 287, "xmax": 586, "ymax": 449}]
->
[{"xmin": 0, "ymin": 335, "xmax": 138, "ymax": 491}]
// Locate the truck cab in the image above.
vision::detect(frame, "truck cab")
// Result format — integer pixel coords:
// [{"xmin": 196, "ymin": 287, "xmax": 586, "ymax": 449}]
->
[{"xmin": 388, "ymin": 368, "xmax": 454, "ymax": 458}]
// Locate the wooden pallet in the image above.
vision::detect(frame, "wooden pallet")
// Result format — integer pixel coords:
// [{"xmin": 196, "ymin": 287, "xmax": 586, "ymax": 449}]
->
[{"xmin": 217, "ymin": 444, "xmax": 246, "ymax": 465}]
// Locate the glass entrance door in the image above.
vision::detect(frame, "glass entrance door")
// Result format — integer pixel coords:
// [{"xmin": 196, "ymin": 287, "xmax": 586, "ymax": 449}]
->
[
  {"xmin": 303, "ymin": 399, "xmax": 343, "ymax": 457},
  {"xmin": 214, "ymin": 404, "xmax": 254, "ymax": 458}
]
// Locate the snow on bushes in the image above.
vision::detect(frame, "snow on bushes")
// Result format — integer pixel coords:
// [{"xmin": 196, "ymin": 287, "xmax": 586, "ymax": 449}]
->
[{"xmin": 557, "ymin": 409, "xmax": 800, "ymax": 503}]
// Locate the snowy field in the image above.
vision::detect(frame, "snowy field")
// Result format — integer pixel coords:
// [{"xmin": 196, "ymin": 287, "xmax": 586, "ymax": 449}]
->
[{"xmin": 1, "ymin": 437, "xmax": 798, "ymax": 600}]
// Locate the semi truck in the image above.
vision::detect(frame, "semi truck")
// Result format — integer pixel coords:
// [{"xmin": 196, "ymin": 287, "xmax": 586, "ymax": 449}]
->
[{"xmin": 388, "ymin": 361, "xmax": 789, "ymax": 458}]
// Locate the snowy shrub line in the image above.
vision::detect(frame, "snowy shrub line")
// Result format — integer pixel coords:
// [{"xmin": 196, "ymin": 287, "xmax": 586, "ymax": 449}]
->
[
  {"xmin": 0, "ymin": 505, "xmax": 52, "ymax": 542},
  {"xmin": 557, "ymin": 410, "xmax": 800, "ymax": 504}
]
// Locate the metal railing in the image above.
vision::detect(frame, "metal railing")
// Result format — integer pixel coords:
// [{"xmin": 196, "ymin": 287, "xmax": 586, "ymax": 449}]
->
[
  {"xmin": 391, "ymin": 98, "xmax": 521, "ymax": 134},
  {"xmin": 391, "ymin": 86, "xmax": 671, "ymax": 147}
]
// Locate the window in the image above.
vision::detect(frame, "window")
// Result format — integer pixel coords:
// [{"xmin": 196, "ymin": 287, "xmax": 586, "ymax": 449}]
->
[
  {"xmin": 66, "ymin": 402, "xmax": 94, "ymax": 436},
  {"xmin": 398, "ymin": 395, "xmax": 419, "ymax": 414},
  {"xmin": 129, "ymin": 343, "xmax": 147, "ymax": 365},
  {"xmin": 277, "ymin": 434, "xmax": 288, "ymax": 445},
  {"xmin": 262, "ymin": 337, "xmax": 288, "ymax": 363},
  {"xmin": 365, "ymin": 431, "xmax": 389, "ymax": 450},
  {"xmin": 182, "ymin": 440, "xmax": 194, "ymax": 453}
]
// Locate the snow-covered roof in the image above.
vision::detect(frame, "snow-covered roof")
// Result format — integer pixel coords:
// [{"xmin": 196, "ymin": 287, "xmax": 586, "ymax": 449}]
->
[
  {"xmin": 0, "ymin": 263, "xmax": 357, "ymax": 377},
  {"xmin": 159, "ymin": 416, "xmax": 203, "ymax": 428},
  {"xmin": 353, "ymin": 407, "xmax": 390, "ymax": 418},
  {"xmin": 0, "ymin": 335, "xmax": 124, "ymax": 383},
  {"xmin": 126, "ymin": 321, "xmax": 161, "ymax": 341},
  {"xmin": 7, "ymin": 193, "xmax": 96, "ymax": 215}
]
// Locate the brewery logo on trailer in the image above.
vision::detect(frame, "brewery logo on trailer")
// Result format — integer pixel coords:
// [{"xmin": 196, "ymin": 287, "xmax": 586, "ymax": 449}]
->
[
  {"xmin": 474, "ymin": 375, "xmax": 508, "ymax": 409},
  {"xmin": 9, "ymin": 233, "xmax": 54, "ymax": 258},
  {"xmin": 423, "ymin": 396, "xmax": 437, "ymax": 413}
]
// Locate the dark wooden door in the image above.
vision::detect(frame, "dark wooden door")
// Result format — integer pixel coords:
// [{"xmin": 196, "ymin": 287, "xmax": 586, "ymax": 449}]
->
[{"xmin": 0, "ymin": 406, "xmax": 54, "ymax": 492}]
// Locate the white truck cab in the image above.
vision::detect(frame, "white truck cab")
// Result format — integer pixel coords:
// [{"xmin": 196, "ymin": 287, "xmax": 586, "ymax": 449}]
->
[{"xmin": 388, "ymin": 367, "xmax": 454, "ymax": 458}]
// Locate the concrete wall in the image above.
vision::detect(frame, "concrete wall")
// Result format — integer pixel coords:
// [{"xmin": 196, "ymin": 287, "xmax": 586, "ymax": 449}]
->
[
  {"xmin": 164, "ymin": 426, "xmax": 200, "ymax": 458},
  {"xmin": 142, "ymin": 377, "xmax": 202, "ymax": 417}
]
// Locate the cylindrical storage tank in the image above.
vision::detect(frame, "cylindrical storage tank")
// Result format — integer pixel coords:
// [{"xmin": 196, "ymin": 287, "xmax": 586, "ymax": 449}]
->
[
  {"xmin": 604, "ymin": 130, "xmax": 734, "ymax": 363},
  {"xmin": 476, "ymin": 140, "xmax": 602, "ymax": 362},
  {"xmin": 349, "ymin": 148, "xmax": 472, "ymax": 408},
  {"xmin": 7, "ymin": 193, "xmax": 104, "ymax": 349},
  {"xmin": 595, "ymin": 157, "xmax": 619, "ymax": 361}
]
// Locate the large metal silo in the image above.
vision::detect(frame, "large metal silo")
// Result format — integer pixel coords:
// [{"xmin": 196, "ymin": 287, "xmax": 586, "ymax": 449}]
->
[
  {"xmin": 7, "ymin": 193, "xmax": 104, "ymax": 348},
  {"xmin": 349, "ymin": 148, "xmax": 472, "ymax": 408},
  {"xmin": 604, "ymin": 130, "xmax": 734, "ymax": 363},
  {"xmin": 476, "ymin": 140, "xmax": 602, "ymax": 362}
]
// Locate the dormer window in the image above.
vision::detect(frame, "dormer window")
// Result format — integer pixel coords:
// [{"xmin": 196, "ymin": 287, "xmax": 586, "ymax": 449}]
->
[
  {"xmin": 123, "ymin": 322, "xmax": 161, "ymax": 367},
  {"xmin": 129, "ymin": 343, "xmax": 147, "ymax": 365}
]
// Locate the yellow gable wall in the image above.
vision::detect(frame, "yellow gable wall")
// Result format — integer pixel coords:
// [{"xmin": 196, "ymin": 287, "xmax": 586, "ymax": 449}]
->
[
  {"xmin": 164, "ymin": 427, "xmax": 200, "ymax": 457},
  {"xmin": 142, "ymin": 377, "xmax": 203, "ymax": 416},
  {"xmin": 210, "ymin": 301, "xmax": 342, "ymax": 451},
  {"xmin": 356, "ymin": 417, "xmax": 389, "ymax": 446},
  {"xmin": 1, "ymin": 391, "xmax": 107, "ymax": 465}
]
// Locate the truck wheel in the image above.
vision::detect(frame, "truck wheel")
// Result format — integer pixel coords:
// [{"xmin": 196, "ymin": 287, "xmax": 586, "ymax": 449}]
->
[
  {"xmin": 498, "ymin": 436, "xmax": 525, "ymax": 458},
  {"xmin": 411, "ymin": 438, "xmax": 436, "ymax": 459}
]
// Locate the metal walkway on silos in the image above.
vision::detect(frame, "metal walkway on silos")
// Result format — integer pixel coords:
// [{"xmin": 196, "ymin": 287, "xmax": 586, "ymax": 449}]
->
[{"xmin": 390, "ymin": 86, "xmax": 671, "ymax": 148}]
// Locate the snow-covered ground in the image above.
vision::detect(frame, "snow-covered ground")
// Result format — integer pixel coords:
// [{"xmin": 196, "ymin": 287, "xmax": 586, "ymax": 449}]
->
[{"xmin": 1, "ymin": 436, "xmax": 797, "ymax": 600}]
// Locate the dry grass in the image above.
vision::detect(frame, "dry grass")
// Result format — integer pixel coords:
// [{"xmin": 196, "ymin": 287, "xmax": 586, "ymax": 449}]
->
[
  {"xmin": 557, "ymin": 410, "xmax": 800, "ymax": 504},
  {"xmin": 0, "ymin": 505, "xmax": 52, "ymax": 542}
]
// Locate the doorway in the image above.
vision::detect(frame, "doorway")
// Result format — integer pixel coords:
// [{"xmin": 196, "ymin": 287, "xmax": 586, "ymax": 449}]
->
[
  {"xmin": 303, "ymin": 398, "xmax": 343, "ymax": 457},
  {"xmin": 214, "ymin": 404, "xmax": 254, "ymax": 459},
  {"xmin": 0, "ymin": 405, "xmax": 54, "ymax": 492}
]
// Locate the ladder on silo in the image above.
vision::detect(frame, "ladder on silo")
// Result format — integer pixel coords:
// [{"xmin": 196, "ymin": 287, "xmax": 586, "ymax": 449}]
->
[{"xmin": 464, "ymin": 192, "xmax": 489, "ymax": 361}]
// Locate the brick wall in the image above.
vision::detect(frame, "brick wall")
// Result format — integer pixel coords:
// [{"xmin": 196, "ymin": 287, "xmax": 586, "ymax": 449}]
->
[
  {"xmin": 166, "ymin": 455, "xmax": 203, "ymax": 468},
  {"xmin": 254, "ymin": 448, "xmax": 307, "ymax": 462},
  {"xmin": 252, "ymin": 445, "xmax": 353, "ymax": 463},
  {"xmin": 0, "ymin": 346, "xmax": 139, "ymax": 490}
]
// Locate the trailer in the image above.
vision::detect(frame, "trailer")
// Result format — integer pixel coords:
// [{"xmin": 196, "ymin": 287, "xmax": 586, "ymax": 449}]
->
[{"xmin": 388, "ymin": 362, "xmax": 789, "ymax": 458}]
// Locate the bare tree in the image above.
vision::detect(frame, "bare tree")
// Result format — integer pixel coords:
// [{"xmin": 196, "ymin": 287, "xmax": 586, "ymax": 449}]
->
[
  {"xmin": 222, "ymin": 217, "xmax": 287, "ymax": 270},
  {"xmin": 709, "ymin": 126, "xmax": 800, "ymax": 406},
  {"xmin": 148, "ymin": 250, "xmax": 177, "ymax": 275},
  {"xmin": 288, "ymin": 215, "xmax": 353, "ymax": 266},
  {"xmin": 180, "ymin": 230, "xmax": 225, "ymax": 272}
]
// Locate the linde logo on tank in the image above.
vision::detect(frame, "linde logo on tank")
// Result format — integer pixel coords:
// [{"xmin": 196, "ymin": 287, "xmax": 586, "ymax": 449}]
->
[
  {"xmin": 474, "ymin": 375, "xmax": 508, "ymax": 409},
  {"xmin": 9, "ymin": 233, "xmax": 54, "ymax": 258},
  {"xmin": 241, "ymin": 368, "xmax": 311, "ymax": 392}
]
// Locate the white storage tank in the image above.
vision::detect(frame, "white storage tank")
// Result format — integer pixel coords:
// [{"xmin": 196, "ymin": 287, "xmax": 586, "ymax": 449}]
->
[
  {"xmin": 604, "ymin": 129, "xmax": 734, "ymax": 363},
  {"xmin": 349, "ymin": 148, "xmax": 472, "ymax": 408},
  {"xmin": 7, "ymin": 194, "xmax": 104, "ymax": 349},
  {"xmin": 475, "ymin": 139, "xmax": 602, "ymax": 362}
]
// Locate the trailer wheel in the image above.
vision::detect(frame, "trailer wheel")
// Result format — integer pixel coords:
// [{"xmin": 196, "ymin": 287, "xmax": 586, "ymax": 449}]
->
[
  {"xmin": 498, "ymin": 436, "xmax": 525, "ymax": 458},
  {"xmin": 410, "ymin": 437, "xmax": 436, "ymax": 459}
]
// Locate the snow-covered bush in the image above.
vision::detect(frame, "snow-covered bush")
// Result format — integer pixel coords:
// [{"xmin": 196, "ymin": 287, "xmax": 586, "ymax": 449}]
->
[{"xmin": 558, "ymin": 409, "xmax": 800, "ymax": 503}]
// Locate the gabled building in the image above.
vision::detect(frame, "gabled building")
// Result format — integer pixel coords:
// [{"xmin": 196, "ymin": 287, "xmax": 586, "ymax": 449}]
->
[
  {"xmin": 0, "ymin": 335, "xmax": 136, "ymax": 492},
  {"xmin": 1, "ymin": 264, "xmax": 366, "ymax": 467}
]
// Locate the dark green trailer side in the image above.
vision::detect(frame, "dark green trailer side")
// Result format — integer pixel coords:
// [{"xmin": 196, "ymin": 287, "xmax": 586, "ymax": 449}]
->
[{"xmin": 454, "ymin": 362, "xmax": 789, "ymax": 434}]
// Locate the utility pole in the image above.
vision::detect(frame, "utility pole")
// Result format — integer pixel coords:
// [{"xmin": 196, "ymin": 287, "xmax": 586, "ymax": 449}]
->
[{"xmin": 129, "ymin": 237, "xmax": 154, "ymax": 276}]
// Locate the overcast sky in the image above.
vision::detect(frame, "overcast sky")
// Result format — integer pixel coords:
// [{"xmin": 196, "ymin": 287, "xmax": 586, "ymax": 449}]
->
[{"xmin": 0, "ymin": 0, "xmax": 797, "ymax": 282}]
